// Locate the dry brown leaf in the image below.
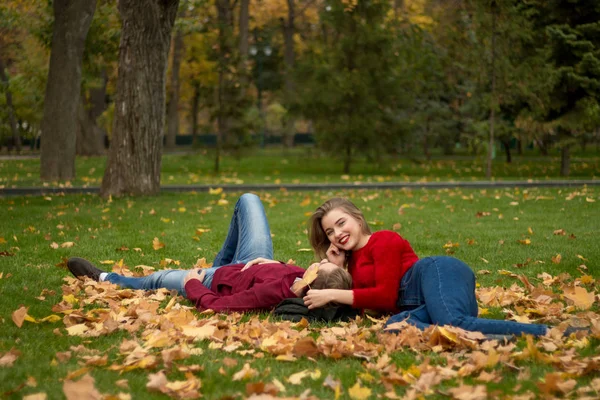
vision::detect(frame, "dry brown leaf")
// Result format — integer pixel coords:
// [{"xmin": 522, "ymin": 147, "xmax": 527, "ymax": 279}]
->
[
  {"xmin": 23, "ymin": 394, "xmax": 47, "ymax": 400},
  {"xmin": 0, "ymin": 348, "xmax": 21, "ymax": 367},
  {"xmin": 61, "ymin": 242, "xmax": 75, "ymax": 248},
  {"xmin": 12, "ymin": 306, "xmax": 28, "ymax": 328},
  {"xmin": 63, "ymin": 374, "xmax": 102, "ymax": 400},
  {"xmin": 448, "ymin": 384, "xmax": 487, "ymax": 400},
  {"xmin": 232, "ymin": 363, "xmax": 258, "ymax": 381}
]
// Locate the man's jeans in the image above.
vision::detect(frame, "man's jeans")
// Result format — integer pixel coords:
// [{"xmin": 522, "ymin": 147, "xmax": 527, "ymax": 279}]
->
[
  {"xmin": 105, "ymin": 193, "xmax": 274, "ymax": 297},
  {"xmin": 385, "ymin": 256, "xmax": 548, "ymax": 336}
]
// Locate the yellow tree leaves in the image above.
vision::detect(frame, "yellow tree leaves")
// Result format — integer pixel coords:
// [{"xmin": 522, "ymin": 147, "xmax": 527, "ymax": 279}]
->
[{"xmin": 563, "ymin": 286, "xmax": 596, "ymax": 310}]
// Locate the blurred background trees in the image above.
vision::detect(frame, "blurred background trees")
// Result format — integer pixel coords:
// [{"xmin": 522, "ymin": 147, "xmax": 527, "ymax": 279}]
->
[{"xmin": 0, "ymin": 0, "xmax": 598, "ymax": 187}]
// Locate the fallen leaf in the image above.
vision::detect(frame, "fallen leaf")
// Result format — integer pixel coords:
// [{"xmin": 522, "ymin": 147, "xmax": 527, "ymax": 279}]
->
[
  {"xmin": 563, "ymin": 286, "xmax": 595, "ymax": 310},
  {"xmin": 348, "ymin": 381, "xmax": 372, "ymax": 400},
  {"xmin": 12, "ymin": 306, "xmax": 28, "ymax": 328},
  {"xmin": 0, "ymin": 348, "xmax": 21, "ymax": 367},
  {"xmin": 551, "ymin": 254, "xmax": 562, "ymax": 264},
  {"xmin": 232, "ymin": 363, "xmax": 258, "ymax": 381},
  {"xmin": 63, "ymin": 374, "xmax": 102, "ymax": 400},
  {"xmin": 61, "ymin": 242, "xmax": 75, "ymax": 248},
  {"xmin": 152, "ymin": 237, "xmax": 165, "ymax": 251}
]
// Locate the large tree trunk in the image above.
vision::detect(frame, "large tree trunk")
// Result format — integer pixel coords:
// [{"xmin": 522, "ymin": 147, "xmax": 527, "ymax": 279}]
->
[
  {"xmin": 560, "ymin": 145, "xmax": 571, "ymax": 176},
  {"xmin": 0, "ymin": 59, "xmax": 21, "ymax": 153},
  {"xmin": 40, "ymin": 0, "xmax": 96, "ymax": 180},
  {"xmin": 101, "ymin": 0, "xmax": 179, "ymax": 197},
  {"xmin": 239, "ymin": 0, "xmax": 250, "ymax": 58},
  {"xmin": 166, "ymin": 27, "xmax": 184, "ymax": 149}
]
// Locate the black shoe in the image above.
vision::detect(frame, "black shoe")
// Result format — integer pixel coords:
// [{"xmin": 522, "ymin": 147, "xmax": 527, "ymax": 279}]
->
[
  {"xmin": 67, "ymin": 257, "xmax": 105, "ymax": 281},
  {"xmin": 563, "ymin": 326, "xmax": 591, "ymax": 338}
]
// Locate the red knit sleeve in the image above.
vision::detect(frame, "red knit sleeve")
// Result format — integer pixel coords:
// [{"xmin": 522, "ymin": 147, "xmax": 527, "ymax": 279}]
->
[{"xmin": 352, "ymin": 232, "xmax": 416, "ymax": 312}]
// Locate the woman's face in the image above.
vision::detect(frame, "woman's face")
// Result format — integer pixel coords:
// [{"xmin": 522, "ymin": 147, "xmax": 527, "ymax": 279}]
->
[{"xmin": 321, "ymin": 208, "xmax": 369, "ymax": 252}]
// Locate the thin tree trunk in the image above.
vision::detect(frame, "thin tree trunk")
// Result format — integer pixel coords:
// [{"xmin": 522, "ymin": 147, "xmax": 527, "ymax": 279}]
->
[
  {"xmin": 281, "ymin": 0, "xmax": 296, "ymax": 149},
  {"xmin": 501, "ymin": 138, "xmax": 512, "ymax": 163},
  {"xmin": 486, "ymin": 1, "xmax": 497, "ymax": 179},
  {"xmin": 40, "ymin": 0, "xmax": 96, "ymax": 180},
  {"xmin": 0, "ymin": 59, "xmax": 21, "ymax": 153},
  {"xmin": 560, "ymin": 145, "xmax": 571, "ymax": 176},
  {"xmin": 191, "ymin": 83, "xmax": 200, "ymax": 146},
  {"xmin": 214, "ymin": 0, "xmax": 232, "ymax": 173},
  {"xmin": 239, "ymin": 0, "xmax": 250, "ymax": 58},
  {"xmin": 101, "ymin": 0, "xmax": 179, "ymax": 197},
  {"xmin": 166, "ymin": 27, "xmax": 184, "ymax": 149}
]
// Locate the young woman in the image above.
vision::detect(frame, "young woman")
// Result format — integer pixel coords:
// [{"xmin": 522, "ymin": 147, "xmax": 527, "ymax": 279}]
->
[
  {"xmin": 303, "ymin": 197, "xmax": 553, "ymax": 337},
  {"xmin": 68, "ymin": 193, "xmax": 351, "ymax": 313}
]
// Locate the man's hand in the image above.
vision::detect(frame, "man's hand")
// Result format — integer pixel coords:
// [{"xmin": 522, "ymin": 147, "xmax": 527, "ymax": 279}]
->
[
  {"xmin": 303, "ymin": 289, "xmax": 335, "ymax": 309},
  {"xmin": 184, "ymin": 269, "xmax": 206, "ymax": 286},
  {"xmin": 241, "ymin": 257, "xmax": 278, "ymax": 271},
  {"xmin": 326, "ymin": 244, "xmax": 345, "ymax": 267}
]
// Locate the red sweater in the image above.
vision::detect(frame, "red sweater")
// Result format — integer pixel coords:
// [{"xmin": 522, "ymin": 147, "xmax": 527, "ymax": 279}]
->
[
  {"xmin": 349, "ymin": 231, "xmax": 419, "ymax": 312},
  {"xmin": 184, "ymin": 263, "xmax": 304, "ymax": 313}
]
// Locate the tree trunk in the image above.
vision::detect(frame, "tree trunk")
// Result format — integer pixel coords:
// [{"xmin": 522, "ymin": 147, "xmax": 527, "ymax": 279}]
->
[
  {"xmin": 281, "ymin": 0, "xmax": 296, "ymax": 149},
  {"xmin": 560, "ymin": 145, "xmax": 571, "ymax": 176},
  {"xmin": 40, "ymin": 0, "xmax": 96, "ymax": 180},
  {"xmin": 486, "ymin": 1, "xmax": 497, "ymax": 179},
  {"xmin": 191, "ymin": 83, "xmax": 200, "ymax": 146},
  {"xmin": 343, "ymin": 143, "xmax": 351, "ymax": 174},
  {"xmin": 517, "ymin": 137, "xmax": 523, "ymax": 155},
  {"xmin": 77, "ymin": 71, "xmax": 108, "ymax": 156},
  {"xmin": 0, "ymin": 59, "xmax": 21, "ymax": 153},
  {"xmin": 76, "ymin": 96, "xmax": 105, "ymax": 155},
  {"xmin": 214, "ymin": 0, "xmax": 232, "ymax": 172},
  {"xmin": 501, "ymin": 138, "xmax": 512, "ymax": 163},
  {"xmin": 166, "ymin": 26, "xmax": 184, "ymax": 149},
  {"xmin": 239, "ymin": 0, "xmax": 250, "ymax": 58},
  {"xmin": 101, "ymin": 0, "xmax": 179, "ymax": 197},
  {"xmin": 423, "ymin": 118, "xmax": 431, "ymax": 161}
]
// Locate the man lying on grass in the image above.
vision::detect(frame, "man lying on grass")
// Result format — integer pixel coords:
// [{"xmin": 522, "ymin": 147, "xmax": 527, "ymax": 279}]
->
[{"xmin": 67, "ymin": 193, "xmax": 352, "ymax": 313}]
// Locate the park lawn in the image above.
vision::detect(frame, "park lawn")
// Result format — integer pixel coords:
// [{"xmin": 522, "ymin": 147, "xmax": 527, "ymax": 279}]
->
[
  {"xmin": 0, "ymin": 148, "xmax": 599, "ymax": 188},
  {"xmin": 0, "ymin": 187, "xmax": 598, "ymax": 399}
]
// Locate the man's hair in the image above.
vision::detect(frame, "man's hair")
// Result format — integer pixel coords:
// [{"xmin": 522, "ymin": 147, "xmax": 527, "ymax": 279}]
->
[
  {"xmin": 311, "ymin": 267, "xmax": 352, "ymax": 290},
  {"xmin": 308, "ymin": 197, "xmax": 372, "ymax": 262}
]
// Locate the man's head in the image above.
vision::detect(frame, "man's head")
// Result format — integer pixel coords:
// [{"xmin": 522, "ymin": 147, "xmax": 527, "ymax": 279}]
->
[{"xmin": 311, "ymin": 261, "xmax": 352, "ymax": 290}]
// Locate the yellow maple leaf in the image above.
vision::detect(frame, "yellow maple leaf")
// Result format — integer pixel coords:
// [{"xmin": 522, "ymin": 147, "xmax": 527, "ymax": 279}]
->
[
  {"xmin": 551, "ymin": 254, "xmax": 562, "ymax": 264},
  {"xmin": 348, "ymin": 381, "xmax": 372, "ymax": 400},
  {"xmin": 563, "ymin": 286, "xmax": 595, "ymax": 310},
  {"xmin": 209, "ymin": 187, "xmax": 223, "ymax": 195}
]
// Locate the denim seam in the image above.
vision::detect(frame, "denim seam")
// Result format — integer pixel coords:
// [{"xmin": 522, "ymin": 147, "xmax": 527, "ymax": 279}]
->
[{"xmin": 433, "ymin": 257, "xmax": 459, "ymax": 325}]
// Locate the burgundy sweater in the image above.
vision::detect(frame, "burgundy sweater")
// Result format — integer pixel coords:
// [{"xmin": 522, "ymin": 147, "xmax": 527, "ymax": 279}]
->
[
  {"xmin": 184, "ymin": 263, "xmax": 305, "ymax": 313},
  {"xmin": 349, "ymin": 231, "xmax": 419, "ymax": 312}
]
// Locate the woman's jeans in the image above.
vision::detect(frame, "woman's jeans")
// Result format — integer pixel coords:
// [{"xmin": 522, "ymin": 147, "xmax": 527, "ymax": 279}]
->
[
  {"xmin": 104, "ymin": 193, "xmax": 273, "ymax": 297},
  {"xmin": 385, "ymin": 256, "xmax": 548, "ymax": 336}
]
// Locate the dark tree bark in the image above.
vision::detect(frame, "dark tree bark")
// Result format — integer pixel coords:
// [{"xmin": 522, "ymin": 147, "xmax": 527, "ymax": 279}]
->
[
  {"xmin": 0, "ymin": 59, "xmax": 21, "ymax": 153},
  {"xmin": 40, "ymin": 0, "xmax": 96, "ymax": 180},
  {"xmin": 486, "ymin": 1, "xmax": 497, "ymax": 179},
  {"xmin": 191, "ymin": 82, "xmax": 200, "ymax": 146},
  {"xmin": 500, "ymin": 137, "xmax": 512, "ymax": 163},
  {"xmin": 101, "ymin": 0, "xmax": 179, "ymax": 197},
  {"xmin": 77, "ymin": 71, "xmax": 108, "ymax": 156},
  {"xmin": 239, "ymin": 0, "xmax": 250, "ymax": 58},
  {"xmin": 214, "ymin": 0, "xmax": 233, "ymax": 173},
  {"xmin": 560, "ymin": 144, "xmax": 571, "ymax": 176},
  {"xmin": 166, "ymin": 27, "xmax": 184, "ymax": 149},
  {"xmin": 281, "ymin": 0, "xmax": 296, "ymax": 149}
]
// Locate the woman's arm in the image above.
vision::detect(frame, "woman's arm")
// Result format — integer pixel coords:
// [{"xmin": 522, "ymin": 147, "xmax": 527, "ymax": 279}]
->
[{"xmin": 303, "ymin": 289, "xmax": 354, "ymax": 309}]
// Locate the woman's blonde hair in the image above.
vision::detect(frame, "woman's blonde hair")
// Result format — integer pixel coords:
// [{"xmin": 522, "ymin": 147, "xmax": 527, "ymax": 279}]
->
[{"xmin": 308, "ymin": 198, "xmax": 371, "ymax": 261}]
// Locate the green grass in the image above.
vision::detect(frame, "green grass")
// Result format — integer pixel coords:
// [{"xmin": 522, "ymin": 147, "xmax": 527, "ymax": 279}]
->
[
  {"xmin": 0, "ymin": 187, "xmax": 598, "ymax": 398},
  {"xmin": 0, "ymin": 147, "xmax": 598, "ymax": 188}
]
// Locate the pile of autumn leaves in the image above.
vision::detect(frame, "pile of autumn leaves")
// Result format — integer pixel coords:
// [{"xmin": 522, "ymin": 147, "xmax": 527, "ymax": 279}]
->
[{"xmin": 6, "ymin": 267, "xmax": 600, "ymax": 400}]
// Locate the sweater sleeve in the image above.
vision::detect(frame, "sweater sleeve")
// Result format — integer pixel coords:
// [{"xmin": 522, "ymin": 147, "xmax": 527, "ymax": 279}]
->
[
  {"xmin": 352, "ymin": 233, "xmax": 413, "ymax": 312},
  {"xmin": 184, "ymin": 278, "xmax": 295, "ymax": 313}
]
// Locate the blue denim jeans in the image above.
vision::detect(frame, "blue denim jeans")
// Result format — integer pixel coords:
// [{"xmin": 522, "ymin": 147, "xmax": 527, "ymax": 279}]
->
[
  {"xmin": 105, "ymin": 193, "xmax": 273, "ymax": 297},
  {"xmin": 385, "ymin": 256, "xmax": 548, "ymax": 336}
]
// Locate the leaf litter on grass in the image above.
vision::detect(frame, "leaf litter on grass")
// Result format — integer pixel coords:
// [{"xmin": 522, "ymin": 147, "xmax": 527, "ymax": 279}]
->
[{"xmin": 8, "ymin": 263, "xmax": 599, "ymax": 400}]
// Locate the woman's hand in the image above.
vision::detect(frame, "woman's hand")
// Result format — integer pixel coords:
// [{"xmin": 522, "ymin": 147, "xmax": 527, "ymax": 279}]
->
[
  {"xmin": 184, "ymin": 269, "xmax": 206, "ymax": 286},
  {"xmin": 303, "ymin": 289, "xmax": 336, "ymax": 309},
  {"xmin": 326, "ymin": 244, "xmax": 345, "ymax": 267},
  {"xmin": 241, "ymin": 257, "xmax": 278, "ymax": 271}
]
